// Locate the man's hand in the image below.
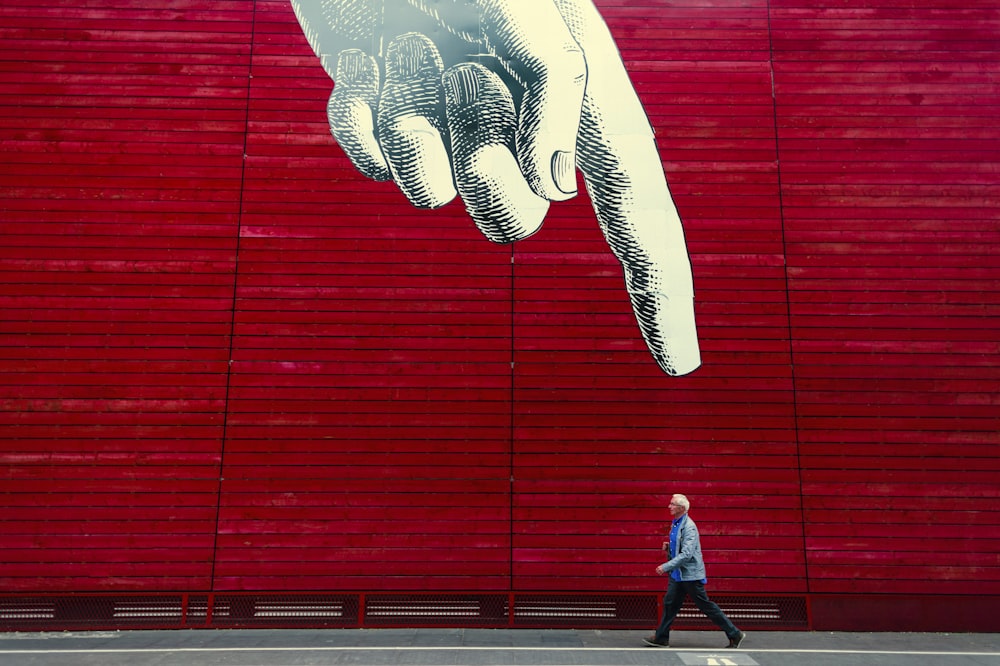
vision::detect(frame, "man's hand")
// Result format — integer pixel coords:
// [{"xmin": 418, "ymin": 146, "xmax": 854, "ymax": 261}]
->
[{"xmin": 290, "ymin": 0, "xmax": 701, "ymax": 376}]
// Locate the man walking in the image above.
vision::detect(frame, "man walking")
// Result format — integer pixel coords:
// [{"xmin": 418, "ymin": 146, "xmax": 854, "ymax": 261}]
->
[{"xmin": 644, "ymin": 494, "xmax": 746, "ymax": 649}]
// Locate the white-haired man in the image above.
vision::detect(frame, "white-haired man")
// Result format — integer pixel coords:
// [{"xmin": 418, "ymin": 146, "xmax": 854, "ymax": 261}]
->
[{"xmin": 644, "ymin": 494, "xmax": 746, "ymax": 649}]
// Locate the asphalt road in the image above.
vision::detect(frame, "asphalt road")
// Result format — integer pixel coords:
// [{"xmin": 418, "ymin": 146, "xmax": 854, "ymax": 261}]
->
[{"xmin": 1, "ymin": 628, "xmax": 998, "ymax": 666}]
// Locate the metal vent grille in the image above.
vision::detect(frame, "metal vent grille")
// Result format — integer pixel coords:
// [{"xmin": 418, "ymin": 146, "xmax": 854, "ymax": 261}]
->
[
  {"xmin": 0, "ymin": 596, "xmax": 185, "ymax": 629},
  {"xmin": 0, "ymin": 592, "xmax": 809, "ymax": 631},
  {"xmin": 0, "ymin": 598, "xmax": 55, "ymax": 623},
  {"xmin": 186, "ymin": 595, "xmax": 210, "ymax": 626},
  {"xmin": 675, "ymin": 595, "xmax": 809, "ymax": 629},
  {"xmin": 513, "ymin": 594, "xmax": 657, "ymax": 628},
  {"xmin": 364, "ymin": 594, "xmax": 508, "ymax": 626},
  {"xmin": 209, "ymin": 595, "xmax": 359, "ymax": 628}
]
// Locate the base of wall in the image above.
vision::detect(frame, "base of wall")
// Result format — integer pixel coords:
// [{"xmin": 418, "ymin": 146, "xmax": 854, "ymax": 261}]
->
[
  {"xmin": 809, "ymin": 593, "xmax": 1000, "ymax": 633},
  {"xmin": 0, "ymin": 592, "xmax": 805, "ymax": 632},
  {"xmin": 1, "ymin": 592, "xmax": 996, "ymax": 632}
]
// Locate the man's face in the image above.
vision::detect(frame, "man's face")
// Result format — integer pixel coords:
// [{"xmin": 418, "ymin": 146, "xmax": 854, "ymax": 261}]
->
[{"xmin": 668, "ymin": 498, "xmax": 685, "ymax": 519}]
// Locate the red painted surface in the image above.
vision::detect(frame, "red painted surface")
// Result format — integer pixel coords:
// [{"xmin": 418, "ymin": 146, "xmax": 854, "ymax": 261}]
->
[{"xmin": 1, "ymin": 0, "xmax": 998, "ymax": 630}]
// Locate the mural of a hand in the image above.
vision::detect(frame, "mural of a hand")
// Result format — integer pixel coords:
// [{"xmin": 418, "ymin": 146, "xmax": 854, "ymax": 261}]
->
[{"xmin": 290, "ymin": 0, "xmax": 701, "ymax": 376}]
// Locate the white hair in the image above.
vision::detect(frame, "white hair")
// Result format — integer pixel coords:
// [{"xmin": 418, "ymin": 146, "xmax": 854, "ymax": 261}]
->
[{"xmin": 672, "ymin": 494, "xmax": 690, "ymax": 510}]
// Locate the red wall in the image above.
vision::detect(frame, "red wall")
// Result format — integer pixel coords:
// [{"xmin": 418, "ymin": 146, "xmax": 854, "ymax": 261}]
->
[{"xmin": 1, "ymin": 0, "xmax": 998, "ymax": 631}]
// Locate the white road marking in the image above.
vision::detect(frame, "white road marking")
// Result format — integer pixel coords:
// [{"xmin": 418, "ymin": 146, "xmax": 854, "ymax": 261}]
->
[{"xmin": 0, "ymin": 647, "xmax": 997, "ymax": 656}]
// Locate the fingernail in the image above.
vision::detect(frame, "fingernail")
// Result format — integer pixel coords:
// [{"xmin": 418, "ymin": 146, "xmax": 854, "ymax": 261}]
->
[
  {"xmin": 551, "ymin": 150, "xmax": 577, "ymax": 195},
  {"xmin": 442, "ymin": 65, "xmax": 480, "ymax": 106},
  {"xmin": 387, "ymin": 33, "xmax": 436, "ymax": 79},
  {"xmin": 336, "ymin": 50, "xmax": 370, "ymax": 85}
]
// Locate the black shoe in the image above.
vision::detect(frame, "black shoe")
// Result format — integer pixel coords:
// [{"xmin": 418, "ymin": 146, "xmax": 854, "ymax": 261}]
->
[
  {"xmin": 643, "ymin": 636, "xmax": 669, "ymax": 648},
  {"xmin": 726, "ymin": 631, "xmax": 746, "ymax": 649}
]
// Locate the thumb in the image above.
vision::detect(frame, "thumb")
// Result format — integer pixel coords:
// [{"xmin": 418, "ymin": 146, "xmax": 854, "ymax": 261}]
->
[{"xmin": 466, "ymin": 0, "xmax": 587, "ymax": 201}]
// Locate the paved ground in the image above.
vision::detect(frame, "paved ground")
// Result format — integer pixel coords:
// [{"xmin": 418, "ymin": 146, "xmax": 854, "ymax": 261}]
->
[{"xmin": 1, "ymin": 628, "xmax": 998, "ymax": 666}]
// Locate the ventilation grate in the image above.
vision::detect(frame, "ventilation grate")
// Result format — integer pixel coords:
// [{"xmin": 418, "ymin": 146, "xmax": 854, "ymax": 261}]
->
[
  {"xmin": 0, "ymin": 596, "xmax": 185, "ymax": 630},
  {"xmin": 0, "ymin": 599, "xmax": 56, "ymax": 623},
  {"xmin": 209, "ymin": 595, "xmax": 359, "ymax": 628},
  {"xmin": 674, "ymin": 595, "xmax": 809, "ymax": 629},
  {"xmin": 0, "ymin": 592, "xmax": 809, "ymax": 631},
  {"xmin": 364, "ymin": 594, "xmax": 507, "ymax": 626},
  {"xmin": 186, "ymin": 595, "xmax": 210, "ymax": 627},
  {"xmin": 513, "ymin": 594, "xmax": 658, "ymax": 628}
]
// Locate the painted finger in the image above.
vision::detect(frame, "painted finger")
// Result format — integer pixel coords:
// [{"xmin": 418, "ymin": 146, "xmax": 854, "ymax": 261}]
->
[
  {"xmin": 378, "ymin": 32, "xmax": 457, "ymax": 209},
  {"xmin": 555, "ymin": 0, "xmax": 700, "ymax": 376},
  {"xmin": 475, "ymin": 0, "xmax": 586, "ymax": 202},
  {"xmin": 328, "ymin": 50, "xmax": 391, "ymax": 181},
  {"xmin": 443, "ymin": 63, "xmax": 548, "ymax": 243},
  {"xmin": 289, "ymin": 0, "xmax": 383, "ymax": 72}
]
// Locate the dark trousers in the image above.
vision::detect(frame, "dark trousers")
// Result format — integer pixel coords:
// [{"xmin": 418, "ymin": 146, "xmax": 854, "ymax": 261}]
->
[{"xmin": 653, "ymin": 578, "xmax": 739, "ymax": 641}]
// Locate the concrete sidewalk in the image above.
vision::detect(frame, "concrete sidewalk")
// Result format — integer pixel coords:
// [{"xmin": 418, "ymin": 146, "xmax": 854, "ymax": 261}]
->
[{"xmin": 1, "ymin": 628, "xmax": 998, "ymax": 666}]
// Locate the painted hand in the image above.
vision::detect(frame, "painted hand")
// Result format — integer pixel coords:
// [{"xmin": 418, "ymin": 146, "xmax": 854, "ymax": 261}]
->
[{"xmin": 290, "ymin": 0, "xmax": 701, "ymax": 375}]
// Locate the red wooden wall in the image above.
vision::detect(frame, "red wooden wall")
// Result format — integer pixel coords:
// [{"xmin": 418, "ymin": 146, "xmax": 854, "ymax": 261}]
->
[{"xmin": 1, "ymin": 0, "xmax": 998, "ymax": 632}]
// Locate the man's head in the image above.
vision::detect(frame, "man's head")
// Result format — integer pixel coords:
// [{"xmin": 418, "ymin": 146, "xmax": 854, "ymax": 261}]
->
[{"xmin": 668, "ymin": 493, "xmax": 690, "ymax": 519}]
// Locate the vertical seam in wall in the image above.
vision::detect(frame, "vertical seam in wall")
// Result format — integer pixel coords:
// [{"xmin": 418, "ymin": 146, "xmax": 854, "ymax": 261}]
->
[
  {"xmin": 766, "ymin": 0, "xmax": 810, "ymax": 594},
  {"xmin": 210, "ymin": 0, "xmax": 256, "ymax": 590},
  {"xmin": 509, "ymin": 245, "xmax": 516, "ymax": 590}
]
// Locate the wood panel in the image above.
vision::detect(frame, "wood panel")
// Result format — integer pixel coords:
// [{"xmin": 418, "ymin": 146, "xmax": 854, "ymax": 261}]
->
[
  {"xmin": 213, "ymin": 0, "xmax": 514, "ymax": 592},
  {"xmin": 771, "ymin": 0, "xmax": 1000, "ymax": 595},
  {"xmin": 511, "ymin": 0, "xmax": 805, "ymax": 594},
  {"xmin": 0, "ymin": 0, "xmax": 251, "ymax": 591}
]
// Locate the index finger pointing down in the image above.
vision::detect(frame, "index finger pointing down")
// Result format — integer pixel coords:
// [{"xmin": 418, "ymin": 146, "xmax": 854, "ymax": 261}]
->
[{"xmin": 554, "ymin": 0, "xmax": 701, "ymax": 376}]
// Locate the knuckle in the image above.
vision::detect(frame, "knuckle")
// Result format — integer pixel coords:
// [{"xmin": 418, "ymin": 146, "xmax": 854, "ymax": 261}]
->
[{"xmin": 536, "ymin": 42, "xmax": 586, "ymax": 84}]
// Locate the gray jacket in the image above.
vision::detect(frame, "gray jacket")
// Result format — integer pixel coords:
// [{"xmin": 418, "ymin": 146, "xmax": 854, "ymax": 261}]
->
[{"xmin": 661, "ymin": 514, "xmax": 707, "ymax": 582}]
